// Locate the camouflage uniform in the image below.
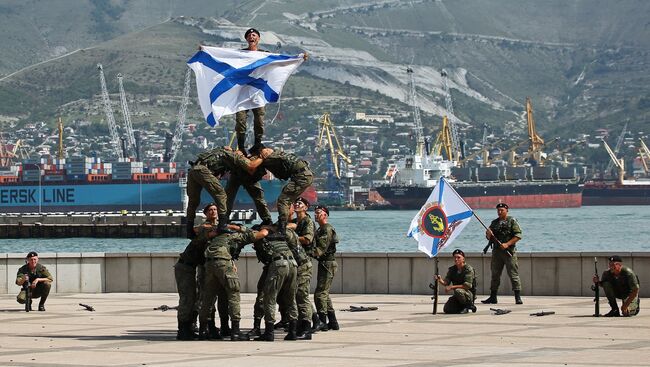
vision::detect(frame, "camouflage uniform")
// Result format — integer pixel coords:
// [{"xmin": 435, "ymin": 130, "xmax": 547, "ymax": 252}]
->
[
  {"xmin": 259, "ymin": 150, "xmax": 313, "ymax": 224},
  {"xmin": 488, "ymin": 216, "xmax": 522, "ymax": 293},
  {"xmin": 186, "ymin": 147, "xmax": 250, "ymax": 226},
  {"xmin": 442, "ymin": 264, "xmax": 476, "ymax": 314},
  {"xmin": 225, "ymin": 165, "xmax": 272, "ymax": 224},
  {"xmin": 235, "ymin": 106, "xmax": 265, "ymax": 143},
  {"xmin": 16, "ymin": 263, "xmax": 53, "ymax": 306},
  {"xmin": 260, "ymin": 233, "xmax": 298, "ymax": 325},
  {"xmin": 600, "ymin": 266, "xmax": 640, "ymax": 315},
  {"xmin": 199, "ymin": 229, "xmax": 257, "ymax": 326},
  {"xmin": 174, "ymin": 223, "xmax": 212, "ymax": 325},
  {"xmin": 293, "ymin": 215, "xmax": 316, "ymax": 323},
  {"xmin": 313, "ymin": 223, "xmax": 338, "ymax": 314}
]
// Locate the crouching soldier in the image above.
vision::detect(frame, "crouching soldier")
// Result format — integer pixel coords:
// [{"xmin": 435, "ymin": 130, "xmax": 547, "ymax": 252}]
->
[
  {"xmin": 16, "ymin": 252, "xmax": 53, "ymax": 312},
  {"xmin": 593, "ymin": 255, "xmax": 640, "ymax": 317},
  {"xmin": 436, "ymin": 249, "xmax": 477, "ymax": 314}
]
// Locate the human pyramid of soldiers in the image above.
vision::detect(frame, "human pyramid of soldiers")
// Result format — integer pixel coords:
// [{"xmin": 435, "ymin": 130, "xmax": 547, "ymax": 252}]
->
[{"xmin": 175, "ymin": 96, "xmax": 340, "ymax": 341}]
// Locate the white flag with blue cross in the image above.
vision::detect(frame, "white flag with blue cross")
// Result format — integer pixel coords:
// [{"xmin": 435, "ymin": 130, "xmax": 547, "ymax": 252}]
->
[
  {"xmin": 187, "ymin": 46, "xmax": 304, "ymax": 126},
  {"xmin": 407, "ymin": 177, "xmax": 474, "ymax": 257}
]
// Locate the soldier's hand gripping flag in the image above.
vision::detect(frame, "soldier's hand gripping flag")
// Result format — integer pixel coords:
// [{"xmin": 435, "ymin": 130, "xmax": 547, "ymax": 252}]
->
[
  {"xmin": 407, "ymin": 177, "xmax": 474, "ymax": 257},
  {"xmin": 187, "ymin": 46, "xmax": 305, "ymax": 126}
]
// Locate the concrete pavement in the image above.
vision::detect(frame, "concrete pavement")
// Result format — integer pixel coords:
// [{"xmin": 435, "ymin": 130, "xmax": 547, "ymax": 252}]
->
[{"xmin": 0, "ymin": 293, "xmax": 647, "ymax": 366}]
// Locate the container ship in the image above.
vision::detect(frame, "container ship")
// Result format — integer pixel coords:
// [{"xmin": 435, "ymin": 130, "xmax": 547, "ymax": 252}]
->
[
  {"xmin": 0, "ymin": 156, "xmax": 315, "ymax": 213},
  {"xmin": 582, "ymin": 179, "xmax": 650, "ymax": 205}
]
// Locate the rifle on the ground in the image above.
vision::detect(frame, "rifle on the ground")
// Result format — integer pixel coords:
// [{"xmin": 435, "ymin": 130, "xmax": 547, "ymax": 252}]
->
[
  {"xmin": 22, "ymin": 274, "xmax": 31, "ymax": 312},
  {"xmin": 153, "ymin": 305, "xmax": 178, "ymax": 311},
  {"xmin": 490, "ymin": 308, "xmax": 511, "ymax": 315},
  {"xmin": 591, "ymin": 257, "xmax": 600, "ymax": 317},
  {"xmin": 428, "ymin": 257, "xmax": 440, "ymax": 315},
  {"xmin": 347, "ymin": 305, "xmax": 378, "ymax": 312},
  {"xmin": 79, "ymin": 303, "xmax": 95, "ymax": 311},
  {"xmin": 530, "ymin": 311, "xmax": 555, "ymax": 316}
]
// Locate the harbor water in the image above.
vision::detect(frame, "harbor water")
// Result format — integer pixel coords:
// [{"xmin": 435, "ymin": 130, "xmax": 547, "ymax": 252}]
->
[{"xmin": 1, "ymin": 206, "xmax": 649, "ymax": 254}]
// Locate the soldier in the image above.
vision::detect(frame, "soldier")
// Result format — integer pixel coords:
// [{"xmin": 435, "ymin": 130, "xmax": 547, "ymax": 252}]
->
[
  {"xmin": 174, "ymin": 204, "xmax": 219, "ymax": 340},
  {"xmin": 199, "ymin": 224, "xmax": 269, "ymax": 341},
  {"xmin": 255, "ymin": 226, "xmax": 299, "ymax": 341},
  {"xmin": 16, "ymin": 252, "xmax": 53, "ymax": 311},
  {"xmin": 312, "ymin": 205, "xmax": 340, "ymax": 331},
  {"xmin": 482, "ymin": 203, "xmax": 523, "ymax": 305},
  {"xmin": 235, "ymin": 27, "xmax": 267, "ymax": 154},
  {"xmin": 249, "ymin": 229, "xmax": 271, "ymax": 338},
  {"xmin": 593, "ymin": 255, "xmax": 640, "ymax": 317},
  {"xmin": 436, "ymin": 249, "xmax": 477, "ymax": 314},
  {"xmin": 225, "ymin": 159, "xmax": 273, "ymax": 226},
  {"xmin": 186, "ymin": 146, "xmax": 262, "ymax": 238},
  {"xmin": 248, "ymin": 145, "xmax": 313, "ymax": 236}
]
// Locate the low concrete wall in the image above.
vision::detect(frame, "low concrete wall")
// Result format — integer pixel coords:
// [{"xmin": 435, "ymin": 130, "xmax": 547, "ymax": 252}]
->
[{"xmin": 2, "ymin": 252, "xmax": 648, "ymax": 297}]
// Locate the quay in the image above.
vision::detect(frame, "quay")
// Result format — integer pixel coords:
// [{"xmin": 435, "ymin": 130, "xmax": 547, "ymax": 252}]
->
[
  {"xmin": 0, "ymin": 292, "xmax": 648, "ymax": 366},
  {"xmin": 0, "ymin": 210, "xmax": 256, "ymax": 238}
]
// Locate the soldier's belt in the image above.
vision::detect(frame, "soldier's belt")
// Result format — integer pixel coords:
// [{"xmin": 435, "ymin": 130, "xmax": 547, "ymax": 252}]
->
[
  {"xmin": 205, "ymin": 257, "xmax": 231, "ymax": 262},
  {"xmin": 273, "ymin": 255, "xmax": 294, "ymax": 261}
]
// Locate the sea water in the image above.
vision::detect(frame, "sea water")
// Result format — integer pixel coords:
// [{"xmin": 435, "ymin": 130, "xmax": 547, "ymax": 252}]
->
[{"xmin": 1, "ymin": 206, "xmax": 649, "ymax": 254}]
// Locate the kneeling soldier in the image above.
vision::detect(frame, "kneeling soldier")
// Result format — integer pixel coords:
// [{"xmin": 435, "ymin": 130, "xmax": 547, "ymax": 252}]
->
[
  {"xmin": 593, "ymin": 255, "xmax": 640, "ymax": 317},
  {"xmin": 16, "ymin": 252, "xmax": 53, "ymax": 312},
  {"xmin": 436, "ymin": 249, "xmax": 477, "ymax": 314}
]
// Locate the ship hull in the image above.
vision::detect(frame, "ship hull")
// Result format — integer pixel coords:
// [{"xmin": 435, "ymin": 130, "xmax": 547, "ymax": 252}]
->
[
  {"xmin": 0, "ymin": 180, "xmax": 290, "ymax": 213},
  {"xmin": 376, "ymin": 182, "xmax": 582, "ymax": 209},
  {"xmin": 582, "ymin": 184, "xmax": 650, "ymax": 205}
]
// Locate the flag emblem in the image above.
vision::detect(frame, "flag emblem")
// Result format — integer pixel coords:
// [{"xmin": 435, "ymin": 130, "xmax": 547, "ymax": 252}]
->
[{"xmin": 418, "ymin": 203, "xmax": 448, "ymax": 238}]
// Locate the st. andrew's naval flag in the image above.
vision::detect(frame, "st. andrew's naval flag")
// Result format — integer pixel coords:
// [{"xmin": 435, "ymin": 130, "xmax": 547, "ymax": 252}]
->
[
  {"xmin": 187, "ymin": 46, "xmax": 304, "ymax": 126},
  {"xmin": 407, "ymin": 177, "xmax": 474, "ymax": 257}
]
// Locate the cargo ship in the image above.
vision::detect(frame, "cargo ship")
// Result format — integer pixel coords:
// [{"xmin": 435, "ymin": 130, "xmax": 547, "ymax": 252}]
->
[
  {"xmin": 582, "ymin": 180, "xmax": 650, "ymax": 205},
  {"xmin": 376, "ymin": 163, "xmax": 582, "ymax": 209},
  {"xmin": 0, "ymin": 156, "xmax": 316, "ymax": 213}
]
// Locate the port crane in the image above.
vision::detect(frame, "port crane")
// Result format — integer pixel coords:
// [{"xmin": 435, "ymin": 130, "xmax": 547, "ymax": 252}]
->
[
  {"xmin": 57, "ymin": 117, "xmax": 65, "ymax": 159},
  {"xmin": 604, "ymin": 123, "xmax": 628, "ymax": 178},
  {"xmin": 440, "ymin": 69, "xmax": 462, "ymax": 162},
  {"xmin": 431, "ymin": 116, "xmax": 453, "ymax": 160},
  {"xmin": 117, "ymin": 73, "xmax": 138, "ymax": 160},
  {"xmin": 525, "ymin": 97, "xmax": 545, "ymax": 166},
  {"xmin": 639, "ymin": 138, "xmax": 650, "ymax": 175},
  {"xmin": 164, "ymin": 68, "xmax": 192, "ymax": 162},
  {"xmin": 317, "ymin": 113, "xmax": 352, "ymax": 179},
  {"xmin": 97, "ymin": 64, "xmax": 123, "ymax": 159},
  {"xmin": 601, "ymin": 139, "xmax": 625, "ymax": 185}
]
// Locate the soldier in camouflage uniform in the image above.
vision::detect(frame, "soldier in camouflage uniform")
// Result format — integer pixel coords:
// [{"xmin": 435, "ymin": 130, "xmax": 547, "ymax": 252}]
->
[
  {"xmin": 249, "ymin": 235, "xmax": 271, "ymax": 338},
  {"xmin": 174, "ymin": 204, "xmax": 219, "ymax": 340},
  {"xmin": 16, "ymin": 252, "xmax": 53, "ymax": 312},
  {"xmin": 248, "ymin": 145, "xmax": 313, "ymax": 236},
  {"xmin": 312, "ymin": 205, "xmax": 340, "ymax": 331},
  {"xmin": 199, "ymin": 224, "xmax": 269, "ymax": 341},
  {"xmin": 593, "ymin": 255, "xmax": 640, "ymax": 317},
  {"xmin": 186, "ymin": 147, "xmax": 262, "ymax": 238},
  {"xmin": 482, "ymin": 203, "xmax": 523, "ymax": 305},
  {"xmin": 225, "ymin": 164, "xmax": 273, "ymax": 226},
  {"xmin": 254, "ymin": 226, "xmax": 299, "ymax": 341},
  {"xmin": 436, "ymin": 249, "xmax": 477, "ymax": 314}
]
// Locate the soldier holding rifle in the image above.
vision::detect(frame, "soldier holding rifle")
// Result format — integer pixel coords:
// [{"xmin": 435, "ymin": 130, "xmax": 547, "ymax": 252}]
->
[
  {"xmin": 16, "ymin": 252, "xmax": 53, "ymax": 312},
  {"xmin": 593, "ymin": 255, "xmax": 640, "ymax": 317}
]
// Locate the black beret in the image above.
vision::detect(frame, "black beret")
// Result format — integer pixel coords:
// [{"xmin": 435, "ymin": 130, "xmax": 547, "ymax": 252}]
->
[
  {"xmin": 26, "ymin": 251, "xmax": 38, "ymax": 258},
  {"xmin": 609, "ymin": 255, "xmax": 623, "ymax": 263},
  {"xmin": 315, "ymin": 205, "xmax": 329, "ymax": 216},
  {"xmin": 496, "ymin": 203, "xmax": 509, "ymax": 209},
  {"xmin": 294, "ymin": 197, "xmax": 311, "ymax": 208},
  {"xmin": 203, "ymin": 202, "xmax": 217, "ymax": 214},
  {"xmin": 452, "ymin": 249, "xmax": 465, "ymax": 258},
  {"xmin": 249, "ymin": 142, "xmax": 266, "ymax": 156},
  {"xmin": 244, "ymin": 28, "xmax": 260, "ymax": 38}
]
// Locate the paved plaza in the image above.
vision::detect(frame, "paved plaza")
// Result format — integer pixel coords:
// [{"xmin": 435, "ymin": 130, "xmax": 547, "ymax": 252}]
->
[{"xmin": 0, "ymin": 293, "xmax": 647, "ymax": 366}]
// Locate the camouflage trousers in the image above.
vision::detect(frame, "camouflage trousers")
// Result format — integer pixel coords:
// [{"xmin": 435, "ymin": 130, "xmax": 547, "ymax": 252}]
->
[
  {"xmin": 277, "ymin": 170, "xmax": 313, "ymax": 223},
  {"xmin": 17, "ymin": 282, "xmax": 51, "ymax": 304},
  {"xmin": 314, "ymin": 260, "xmax": 337, "ymax": 314},
  {"xmin": 199, "ymin": 259, "xmax": 241, "ymax": 323},
  {"xmin": 602, "ymin": 282, "xmax": 640, "ymax": 315},
  {"xmin": 443, "ymin": 289, "xmax": 474, "ymax": 314},
  {"xmin": 253, "ymin": 265, "xmax": 268, "ymax": 321},
  {"xmin": 186, "ymin": 164, "xmax": 227, "ymax": 225},
  {"xmin": 262, "ymin": 257, "xmax": 298, "ymax": 324},
  {"xmin": 278, "ymin": 261, "xmax": 314, "ymax": 322},
  {"xmin": 226, "ymin": 176, "xmax": 272, "ymax": 223},
  {"xmin": 235, "ymin": 107, "xmax": 265, "ymax": 138},
  {"xmin": 174, "ymin": 261, "xmax": 198, "ymax": 323},
  {"xmin": 489, "ymin": 249, "xmax": 521, "ymax": 292}
]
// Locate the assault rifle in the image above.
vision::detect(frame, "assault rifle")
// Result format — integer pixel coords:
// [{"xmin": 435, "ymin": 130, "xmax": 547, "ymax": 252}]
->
[
  {"xmin": 483, "ymin": 237, "xmax": 513, "ymax": 257},
  {"xmin": 530, "ymin": 311, "xmax": 555, "ymax": 316},
  {"xmin": 153, "ymin": 305, "xmax": 178, "ymax": 311},
  {"xmin": 22, "ymin": 274, "xmax": 32, "ymax": 312},
  {"xmin": 490, "ymin": 308, "xmax": 511, "ymax": 315},
  {"xmin": 428, "ymin": 257, "xmax": 440, "ymax": 315},
  {"xmin": 591, "ymin": 257, "xmax": 600, "ymax": 317}
]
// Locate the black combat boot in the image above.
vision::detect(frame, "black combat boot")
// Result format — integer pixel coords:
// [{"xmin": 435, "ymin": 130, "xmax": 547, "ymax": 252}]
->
[
  {"xmin": 481, "ymin": 291, "xmax": 498, "ymax": 304},
  {"xmin": 186, "ymin": 223, "xmax": 196, "ymax": 239},
  {"xmin": 296, "ymin": 320, "xmax": 312, "ymax": 340},
  {"xmin": 254, "ymin": 134, "xmax": 263, "ymax": 149},
  {"xmin": 191, "ymin": 310, "xmax": 199, "ymax": 334},
  {"xmin": 207, "ymin": 320, "xmax": 222, "ymax": 340},
  {"xmin": 317, "ymin": 313, "xmax": 329, "ymax": 332},
  {"xmin": 177, "ymin": 322, "xmax": 196, "ymax": 341},
  {"xmin": 514, "ymin": 290, "xmax": 523, "ymax": 305},
  {"xmin": 237, "ymin": 133, "xmax": 248, "ymax": 155},
  {"xmin": 604, "ymin": 299, "xmax": 620, "ymax": 317},
  {"xmin": 311, "ymin": 312, "xmax": 324, "ymax": 333},
  {"xmin": 230, "ymin": 321, "xmax": 249, "ymax": 341},
  {"xmin": 255, "ymin": 322, "xmax": 275, "ymax": 341},
  {"xmin": 284, "ymin": 320, "xmax": 298, "ymax": 341},
  {"xmin": 260, "ymin": 218, "xmax": 273, "ymax": 226},
  {"xmin": 217, "ymin": 214, "xmax": 234, "ymax": 234},
  {"xmin": 176, "ymin": 320, "xmax": 183, "ymax": 340},
  {"xmin": 274, "ymin": 319, "xmax": 288, "ymax": 330},
  {"xmin": 220, "ymin": 318, "xmax": 231, "ymax": 338},
  {"xmin": 248, "ymin": 318, "xmax": 262, "ymax": 338},
  {"xmin": 198, "ymin": 322, "xmax": 209, "ymax": 340},
  {"xmin": 327, "ymin": 311, "xmax": 340, "ymax": 331}
]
